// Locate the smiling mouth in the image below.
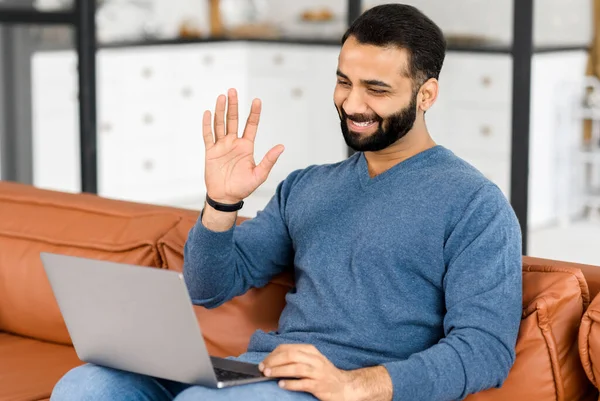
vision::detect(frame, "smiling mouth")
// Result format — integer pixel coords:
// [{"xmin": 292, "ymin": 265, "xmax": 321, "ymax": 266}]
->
[{"xmin": 348, "ymin": 119, "xmax": 377, "ymax": 131}]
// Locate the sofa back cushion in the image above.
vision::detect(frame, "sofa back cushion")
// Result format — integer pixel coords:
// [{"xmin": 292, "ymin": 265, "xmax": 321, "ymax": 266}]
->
[
  {"xmin": 0, "ymin": 182, "xmax": 185, "ymax": 344},
  {"xmin": 158, "ymin": 215, "xmax": 294, "ymax": 357},
  {"xmin": 466, "ymin": 263, "xmax": 597, "ymax": 401},
  {"xmin": 524, "ymin": 256, "xmax": 600, "ymax": 300}
]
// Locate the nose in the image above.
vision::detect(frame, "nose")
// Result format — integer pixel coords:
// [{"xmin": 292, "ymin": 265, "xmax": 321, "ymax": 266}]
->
[{"xmin": 342, "ymin": 89, "xmax": 368, "ymax": 116}]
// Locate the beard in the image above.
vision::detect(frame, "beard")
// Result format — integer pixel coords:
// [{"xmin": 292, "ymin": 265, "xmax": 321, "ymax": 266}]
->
[{"xmin": 338, "ymin": 93, "xmax": 418, "ymax": 152}]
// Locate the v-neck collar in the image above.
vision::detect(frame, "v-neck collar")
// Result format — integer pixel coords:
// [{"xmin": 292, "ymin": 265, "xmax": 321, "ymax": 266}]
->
[{"xmin": 355, "ymin": 145, "xmax": 446, "ymax": 188}]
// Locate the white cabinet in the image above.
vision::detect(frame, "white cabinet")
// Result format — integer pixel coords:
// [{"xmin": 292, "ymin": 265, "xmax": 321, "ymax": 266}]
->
[
  {"xmin": 31, "ymin": 43, "xmax": 345, "ymax": 216},
  {"xmin": 95, "ymin": 44, "xmax": 247, "ymax": 206}
]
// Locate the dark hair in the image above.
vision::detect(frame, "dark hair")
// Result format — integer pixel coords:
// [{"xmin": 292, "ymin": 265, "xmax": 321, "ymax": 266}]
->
[{"xmin": 342, "ymin": 4, "xmax": 446, "ymax": 86}]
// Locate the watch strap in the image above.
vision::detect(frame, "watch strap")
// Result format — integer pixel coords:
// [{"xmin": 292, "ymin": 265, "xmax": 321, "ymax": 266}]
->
[{"xmin": 205, "ymin": 194, "xmax": 244, "ymax": 212}]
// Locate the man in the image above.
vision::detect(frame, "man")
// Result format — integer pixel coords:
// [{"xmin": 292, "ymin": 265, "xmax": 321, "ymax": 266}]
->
[{"xmin": 51, "ymin": 4, "xmax": 522, "ymax": 401}]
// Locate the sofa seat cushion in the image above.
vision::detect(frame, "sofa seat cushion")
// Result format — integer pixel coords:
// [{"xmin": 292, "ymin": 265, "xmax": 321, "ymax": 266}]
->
[
  {"xmin": 0, "ymin": 332, "xmax": 82, "ymax": 401},
  {"xmin": 0, "ymin": 182, "xmax": 189, "ymax": 344},
  {"xmin": 466, "ymin": 263, "xmax": 597, "ymax": 401},
  {"xmin": 158, "ymin": 215, "xmax": 294, "ymax": 357}
]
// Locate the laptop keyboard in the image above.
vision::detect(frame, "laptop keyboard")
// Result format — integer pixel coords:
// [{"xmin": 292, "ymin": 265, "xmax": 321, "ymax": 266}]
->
[{"xmin": 214, "ymin": 367, "xmax": 259, "ymax": 382}]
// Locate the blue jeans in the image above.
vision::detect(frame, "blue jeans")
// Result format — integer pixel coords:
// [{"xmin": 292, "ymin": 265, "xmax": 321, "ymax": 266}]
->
[{"xmin": 50, "ymin": 352, "xmax": 318, "ymax": 401}]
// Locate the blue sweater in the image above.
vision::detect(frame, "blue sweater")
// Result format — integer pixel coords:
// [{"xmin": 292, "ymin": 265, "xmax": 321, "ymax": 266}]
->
[{"xmin": 183, "ymin": 146, "xmax": 522, "ymax": 401}]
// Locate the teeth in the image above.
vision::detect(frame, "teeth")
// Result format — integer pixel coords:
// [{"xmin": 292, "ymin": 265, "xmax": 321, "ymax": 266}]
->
[{"xmin": 352, "ymin": 120, "xmax": 373, "ymax": 127}]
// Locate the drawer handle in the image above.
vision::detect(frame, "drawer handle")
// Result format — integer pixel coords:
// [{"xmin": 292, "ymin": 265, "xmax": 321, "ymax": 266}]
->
[
  {"xmin": 99, "ymin": 122, "xmax": 112, "ymax": 133},
  {"xmin": 480, "ymin": 125, "xmax": 492, "ymax": 137},
  {"xmin": 182, "ymin": 86, "xmax": 193, "ymax": 98},
  {"xmin": 143, "ymin": 114, "xmax": 154, "ymax": 125},
  {"xmin": 273, "ymin": 54, "xmax": 284, "ymax": 65},
  {"xmin": 203, "ymin": 55, "xmax": 214, "ymax": 65},
  {"xmin": 291, "ymin": 88, "xmax": 303, "ymax": 98},
  {"xmin": 142, "ymin": 67, "xmax": 153, "ymax": 78},
  {"xmin": 142, "ymin": 160, "xmax": 154, "ymax": 171},
  {"xmin": 481, "ymin": 76, "xmax": 492, "ymax": 87}
]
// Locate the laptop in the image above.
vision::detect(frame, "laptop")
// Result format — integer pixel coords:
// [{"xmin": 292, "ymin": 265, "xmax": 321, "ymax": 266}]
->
[{"xmin": 40, "ymin": 252, "xmax": 277, "ymax": 388}]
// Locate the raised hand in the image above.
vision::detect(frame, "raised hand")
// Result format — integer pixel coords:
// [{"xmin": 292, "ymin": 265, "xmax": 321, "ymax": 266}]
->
[{"xmin": 202, "ymin": 88, "xmax": 285, "ymax": 205}]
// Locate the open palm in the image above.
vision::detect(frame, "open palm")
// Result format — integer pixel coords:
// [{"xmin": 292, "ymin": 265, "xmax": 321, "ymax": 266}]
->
[{"xmin": 202, "ymin": 89, "xmax": 285, "ymax": 204}]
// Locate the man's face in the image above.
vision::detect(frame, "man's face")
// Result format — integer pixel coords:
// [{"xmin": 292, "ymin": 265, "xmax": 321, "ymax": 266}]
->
[{"xmin": 334, "ymin": 36, "xmax": 419, "ymax": 152}]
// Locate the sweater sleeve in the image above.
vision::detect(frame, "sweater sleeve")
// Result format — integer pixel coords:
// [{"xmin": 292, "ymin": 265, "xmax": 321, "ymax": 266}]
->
[
  {"xmin": 182, "ymin": 171, "xmax": 301, "ymax": 308},
  {"xmin": 382, "ymin": 184, "xmax": 522, "ymax": 401}
]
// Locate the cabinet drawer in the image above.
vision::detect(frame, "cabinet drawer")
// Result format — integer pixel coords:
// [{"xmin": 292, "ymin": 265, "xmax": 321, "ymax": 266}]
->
[
  {"xmin": 99, "ymin": 47, "xmax": 177, "ymax": 90},
  {"xmin": 248, "ymin": 44, "xmax": 310, "ymax": 75},
  {"xmin": 98, "ymin": 94, "xmax": 181, "ymax": 142},
  {"xmin": 446, "ymin": 107, "xmax": 511, "ymax": 157},
  {"xmin": 171, "ymin": 43, "xmax": 246, "ymax": 76},
  {"xmin": 173, "ymin": 133, "xmax": 205, "ymax": 184},
  {"xmin": 439, "ymin": 53, "xmax": 512, "ymax": 106},
  {"xmin": 99, "ymin": 137, "xmax": 177, "ymax": 194}
]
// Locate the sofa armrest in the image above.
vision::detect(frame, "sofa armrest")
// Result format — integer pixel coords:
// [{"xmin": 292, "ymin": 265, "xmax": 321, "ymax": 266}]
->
[{"xmin": 580, "ymin": 292, "xmax": 600, "ymax": 389}]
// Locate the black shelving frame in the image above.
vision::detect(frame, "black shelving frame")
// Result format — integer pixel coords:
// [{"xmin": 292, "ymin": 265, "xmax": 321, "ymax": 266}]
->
[
  {"xmin": 0, "ymin": 0, "xmax": 97, "ymax": 193},
  {"xmin": 74, "ymin": 0, "xmax": 98, "ymax": 194},
  {"xmin": 510, "ymin": 0, "xmax": 534, "ymax": 253}
]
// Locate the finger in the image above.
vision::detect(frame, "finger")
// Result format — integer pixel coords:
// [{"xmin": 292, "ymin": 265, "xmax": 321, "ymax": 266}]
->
[
  {"xmin": 264, "ymin": 362, "xmax": 318, "ymax": 380},
  {"xmin": 253, "ymin": 145, "xmax": 284, "ymax": 184},
  {"xmin": 226, "ymin": 88, "xmax": 239, "ymax": 136},
  {"xmin": 242, "ymin": 98, "xmax": 261, "ymax": 143},
  {"xmin": 261, "ymin": 345, "xmax": 320, "ymax": 372},
  {"xmin": 270, "ymin": 344, "xmax": 321, "ymax": 357},
  {"xmin": 261, "ymin": 344, "xmax": 309, "ymax": 370},
  {"xmin": 214, "ymin": 94, "xmax": 226, "ymax": 140},
  {"xmin": 202, "ymin": 110, "xmax": 214, "ymax": 149},
  {"xmin": 295, "ymin": 344, "xmax": 321, "ymax": 356},
  {"xmin": 278, "ymin": 379, "xmax": 316, "ymax": 393}
]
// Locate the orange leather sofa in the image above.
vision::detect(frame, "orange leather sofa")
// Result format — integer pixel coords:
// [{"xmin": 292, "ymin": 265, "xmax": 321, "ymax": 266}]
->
[{"xmin": 1, "ymin": 180, "xmax": 600, "ymax": 401}]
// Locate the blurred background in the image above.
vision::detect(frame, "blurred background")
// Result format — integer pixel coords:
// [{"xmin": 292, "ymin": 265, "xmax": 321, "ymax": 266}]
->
[{"xmin": 0, "ymin": 0, "xmax": 598, "ymax": 265}]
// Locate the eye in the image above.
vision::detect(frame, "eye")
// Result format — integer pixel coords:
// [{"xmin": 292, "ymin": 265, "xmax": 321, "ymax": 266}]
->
[
  {"xmin": 337, "ymin": 80, "xmax": 351, "ymax": 87},
  {"xmin": 369, "ymin": 88, "xmax": 388, "ymax": 95}
]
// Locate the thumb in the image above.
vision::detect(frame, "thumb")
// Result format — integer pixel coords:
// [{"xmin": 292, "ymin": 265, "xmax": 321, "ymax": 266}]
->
[{"xmin": 254, "ymin": 145, "xmax": 285, "ymax": 184}]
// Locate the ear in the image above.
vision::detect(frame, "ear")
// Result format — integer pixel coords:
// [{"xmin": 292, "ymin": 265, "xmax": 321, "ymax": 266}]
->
[{"xmin": 418, "ymin": 78, "xmax": 439, "ymax": 112}]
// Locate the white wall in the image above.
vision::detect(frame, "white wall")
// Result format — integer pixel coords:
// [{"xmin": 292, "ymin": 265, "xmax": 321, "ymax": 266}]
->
[
  {"xmin": 88, "ymin": 0, "xmax": 593, "ymax": 46},
  {"xmin": 246, "ymin": 0, "xmax": 593, "ymax": 47},
  {"xmin": 34, "ymin": 0, "xmax": 593, "ymax": 46},
  {"xmin": 533, "ymin": 0, "xmax": 593, "ymax": 47},
  {"xmin": 369, "ymin": 0, "xmax": 592, "ymax": 46},
  {"xmin": 95, "ymin": 0, "xmax": 208, "ymax": 42},
  {"xmin": 367, "ymin": 0, "xmax": 591, "ymax": 46},
  {"xmin": 369, "ymin": 0, "xmax": 513, "ymax": 43}
]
